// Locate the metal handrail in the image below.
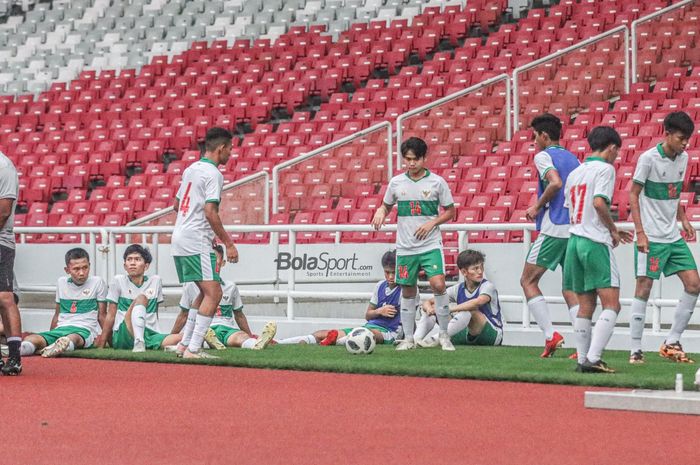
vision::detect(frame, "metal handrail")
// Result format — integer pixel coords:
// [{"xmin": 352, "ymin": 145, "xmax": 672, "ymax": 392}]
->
[
  {"xmin": 127, "ymin": 170, "xmax": 271, "ymax": 226},
  {"xmin": 630, "ymin": 0, "xmax": 695, "ymax": 84},
  {"xmin": 512, "ymin": 25, "xmax": 630, "ymax": 132},
  {"xmin": 271, "ymin": 121, "xmax": 392, "ymax": 214}
]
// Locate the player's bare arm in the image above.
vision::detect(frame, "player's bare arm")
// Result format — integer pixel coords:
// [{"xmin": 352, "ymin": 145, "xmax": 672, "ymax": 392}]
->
[
  {"xmin": 414, "ymin": 205, "xmax": 455, "ymax": 240},
  {"xmin": 49, "ymin": 303, "xmax": 60, "ymax": 330},
  {"xmin": 526, "ymin": 170, "xmax": 562, "ymax": 221},
  {"xmin": 450, "ymin": 294, "xmax": 490, "ymax": 313},
  {"xmin": 677, "ymin": 201, "xmax": 696, "ymax": 241},
  {"xmin": 233, "ymin": 311, "xmax": 253, "ymax": 337},
  {"xmin": 629, "ymin": 182, "xmax": 648, "ymax": 253},
  {"xmin": 593, "ymin": 197, "xmax": 632, "ymax": 247},
  {"xmin": 371, "ymin": 203, "xmax": 393, "ymax": 230},
  {"xmin": 173, "ymin": 197, "xmax": 179, "ymax": 213},
  {"xmin": 423, "ymin": 298, "xmax": 436, "ymax": 315},
  {"xmin": 204, "ymin": 202, "xmax": 238, "ymax": 263},
  {"xmin": 94, "ymin": 301, "xmax": 108, "ymax": 347},
  {"xmin": 96, "ymin": 302, "xmax": 118, "ymax": 348},
  {"xmin": 0, "ymin": 197, "xmax": 12, "ymax": 229}
]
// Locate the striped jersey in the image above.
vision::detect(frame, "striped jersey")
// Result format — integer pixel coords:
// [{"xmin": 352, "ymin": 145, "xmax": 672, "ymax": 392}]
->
[
  {"xmin": 382, "ymin": 170, "xmax": 454, "ymax": 255},
  {"xmin": 632, "ymin": 144, "xmax": 687, "ymax": 243},
  {"xmin": 106, "ymin": 274, "xmax": 164, "ymax": 333},
  {"xmin": 366, "ymin": 279, "xmax": 401, "ymax": 331},
  {"xmin": 55, "ymin": 276, "xmax": 108, "ymax": 337},
  {"xmin": 172, "ymin": 158, "xmax": 223, "ymax": 256},
  {"xmin": 564, "ymin": 157, "xmax": 616, "ymax": 245},
  {"xmin": 534, "ymin": 147, "xmax": 580, "ymax": 238},
  {"xmin": 180, "ymin": 281, "xmax": 243, "ymax": 328},
  {"xmin": 447, "ymin": 279, "xmax": 502, "ymax": 329}
]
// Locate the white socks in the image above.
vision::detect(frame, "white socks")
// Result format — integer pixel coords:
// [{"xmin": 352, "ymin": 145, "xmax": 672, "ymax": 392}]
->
[
  {"xmin": 574, "ymin": 317, "xmax": 592, "ymax": 365},
  {"xmin": 131, "ymin": 304, "xmax": 147, "ymax": 343},
  {"xmin": 337, "ymin": 336, "xmax": 348, "ymax": 345},
  {"xmin": 241, "ymin": 338, "xmax": 256, "ymax": 349},
  {"xmin": 187, "ymin": 313, "xmax": 213, "ymax": 353},
  {"xmin": 568, "ymin": 304, "xmax": 579, "ymax": 326},
  {"xmin": 277, "ymin": 335, "xmax": 317, "ymax": 345},
  {"xmin": 400, "ymin": 296, "xmax": 417, "ymax": 342},
  {"xmin": 434, "ymin": 292, "xmax": 450, "ymax": 332},
  {"xmin": 666, "ymin": 291, "xmax": 698, "ymax": 344},
  {"xmin": 587, "ymin": 309, "xmax": 618, "ymax": 363},
  {"xmin": 630, "ymin": 298, "xmax": 647, "ymax": 354},
  {"xmin": 180, "ymin": 308, "xmax": 198, "ymax": 347},
  {"xmin": 447, "ymin": 311, "xmax": 472, "ymax": 338},
  {"xmin": 528, "ymin": 295, "xmax": 554, "ymax": 340},
  {"xmin": 20, "ymin": 341, "xmax": 36, "ymax": 356}
]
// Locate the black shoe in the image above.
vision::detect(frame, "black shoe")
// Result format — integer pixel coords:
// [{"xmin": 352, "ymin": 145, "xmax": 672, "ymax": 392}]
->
[
  {"xmin": 579, "ymin": 358, "xmax": 615, "ymax": 374},
  {"xmin": 1, "ymin": 356, "xmax": 22, "ymax": 376}
]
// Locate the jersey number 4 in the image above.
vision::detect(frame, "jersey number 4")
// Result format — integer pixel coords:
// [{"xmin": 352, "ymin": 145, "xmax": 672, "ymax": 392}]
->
[
  {"xmin": 180, "ymin": 182, "xmax": 193, "ymax": 215},
  {"xmin": 569, "ymin": 184, "xmax": 587, "ymax": 224}
]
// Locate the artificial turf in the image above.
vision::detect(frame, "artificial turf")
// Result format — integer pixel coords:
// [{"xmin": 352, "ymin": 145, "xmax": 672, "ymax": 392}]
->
[{"xmin": 67, "ymin": 344, "xmax": 700, "ymax": 390}]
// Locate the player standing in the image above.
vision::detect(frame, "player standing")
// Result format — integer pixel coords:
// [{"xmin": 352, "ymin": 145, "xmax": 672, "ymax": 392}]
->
[
  {"xmin": 519, "ymin": 113, "xmax": 580, "ymax": 358},
  {"xmin": 629, "ymin": 111, "xmax": 699, "ymax": 364},
  {"xmin": 172, "ymin": 127, "xmax": 239, "ymax": 359},
  {"xmin": 563, "ymin": 126, "xmax": 632, "ymax": 373},
  {"xmin": 371, "ymin": 137, "xmax": 456, "ymax": 350}
]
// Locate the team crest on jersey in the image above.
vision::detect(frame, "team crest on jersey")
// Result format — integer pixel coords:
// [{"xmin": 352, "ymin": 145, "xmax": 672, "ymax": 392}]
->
[
  {"xmin": 421, "ymin": 190, "xmax": 431, "ymax": 199},
  {"xmin": 649, "ymin": 257, "xmax": 660, "ymax": 273},
  {"xmin": 82, "ymin": 288, "xmax": 91, "ymax": 296},
  {"xmin": 222, "ymin": 294, "xmax": 230, "ymax": 301},
  {"xmin": 145, "ymin": 289, "xmax": 155, "ymax": 298}
]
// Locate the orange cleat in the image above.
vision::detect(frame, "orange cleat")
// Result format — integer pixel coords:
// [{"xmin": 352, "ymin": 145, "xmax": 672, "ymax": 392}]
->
[
  {"xmin": 659, "ymin": 342, "xmax": 695, "ymax": 363},
  {"xmin": 320, "ymin": 329, "xmax": 339, "ymax": 346},
  {"xmin": 540, "ymin": 331, "xmax": 564, "ymax": 358}
]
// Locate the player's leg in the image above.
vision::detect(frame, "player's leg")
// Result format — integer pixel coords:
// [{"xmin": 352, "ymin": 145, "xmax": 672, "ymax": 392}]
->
[
  {"xmin": 0, "ymin": 244, "xmax": 22, "ymax": 374},
  {"xmin": 20, "ymin": 333, "xmax": 48, "ymax": 356},
  {"xmin": 395, "ymin": 253, "xmax": 419, "ymax": 349},
  {"xmin": 414, "ymin": 311, "xmax": 437, "ymax": 344},
  {"xmin": 184, "ymin": 278, "xmax": 223, "ymax": 358},
  {"xmin": 629, "ymin": 276, "xmax": 653, "ymax": 364},
  {"xmin": 459, "ymin": 313, "xmax": 503, "ymax": 346},
  {"xmin": 562, "ymin": 290, "xmax": 579, "ymax": 360},
  {"xmin": 564, "ymin": 235, "xmax": 594, "ymax": 366},
  {"xmin": 573, "ymin": 291, "xmax": 596, "ymax": 366},
  {"xmin": 177, "ymin": 292, "xmax": 203, "ymax": 354},
  {"xmin": 421, "ymin": 249, "xmax": 453, "ymax": 351},
  {"xmin": 276, "ymin": 330, "xmax": 328, "ymax": 345},
  {"xmin": 160, "ymin": 333, "xmax": 182, "ymax": 348},
  {"xmin": 42, "ymin": 327, "xmax": 91, "ymax": 358}
]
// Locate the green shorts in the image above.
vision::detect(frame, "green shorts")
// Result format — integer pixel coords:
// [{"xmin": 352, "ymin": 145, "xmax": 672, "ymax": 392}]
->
[
  {"xmin": 563, "ymin": 234, "xmax": 620, "ymax": 293},
  {"xmin": 634, "ymin": 238, "xmax": 697, "ymax": 279},
  {"xmin": 112, "ymin": 321, "xmax": 167, "ymax": 350},
  {"xmin": 396, "ymin": 248, "xmax": 445, "ymax": 286},
  {"xmin": 527, "ymin": 234, "xmax": 568, "ymax": 271},
  {"xmin": 173, "ymin": 253, "xmax": 220, "ymax": 283},
  {"xmin": 450, "ymin": 319, "xmax": 503, "ymax": 346},
  {"xmin": 38, "ymin": 326, "xmax": 92, "ymax": 347},
  {"xmin": 341, "ymin": 323, "xmax": 397, "ymax": 344},
  {"xmin": 210, "ymin": 324, "xmax": 240, "ymax": 345}
]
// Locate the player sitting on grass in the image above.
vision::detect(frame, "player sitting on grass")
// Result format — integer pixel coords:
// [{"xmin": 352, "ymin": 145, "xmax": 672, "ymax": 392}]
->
[
  {"xmin": 276, "ymin": 250, "xmax": 402, "ymax": 346},
  {"xmin": 564, "ymin": 126, "xmax": 633, "ymax": 374},
  {"xmin": 173, "ymin": 245, "xmax": 276, "ymax": 351},
  {"xmin": 19, "ymin": 248, "xmax": 107, "ymax": 357},
  {"xmin": 414, "ymin": 249, "xmax": 503, "ymax": 348},
  {"xmin": 97, "ymin": 244, "xmax": 181, "ymax": 352},
  {"xmin": 628, "ymin": 111, "xmax": 699, "ymax": 364}
]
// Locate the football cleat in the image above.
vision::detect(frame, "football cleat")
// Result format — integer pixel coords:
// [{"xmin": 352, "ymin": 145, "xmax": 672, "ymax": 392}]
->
[
  {"xmin": 0, "ymin": 356, "xmax": 22, "ymax": 376},
  {"xmin": 252, "ymin": 321, "xmax": 277, "ymax": 350},
  {"xmin": 659, "ymin": 342, "xmax": 694, "ymax": 363},
  {"xmin": 568, "ymin": 351, "xmax": 578, "ymax": 360},
  {"xmin": 578, "ymin": 358, "xmax": 615, "ymax": 374},
  {"xmin": 395, "ymin": 340, "xmax": 416, "ymax": 351},
  {"xmin": 204, "ymin": 328, "xmax": 226, "ymax": 350},
  {"xmin": 132, "ymin": 339, "xmax": 146, "ymax": 353},
  {"xmin": 629, "ymin": 350, "xmax": 645, "ymax": 364},
  {"xmin": 439, "ymin": 333, "xmax": 456, "ymax": 351},
  {"xmin": 41, "ymin": 336, "xmax": 71, "ymax": 358},
  {"xmin": 319, "ymin": 329, "xmax": 339, "ymax": 346},
  {"xmin": 540, "ymin": 331, "xmax": 564, "ymax": 358}
]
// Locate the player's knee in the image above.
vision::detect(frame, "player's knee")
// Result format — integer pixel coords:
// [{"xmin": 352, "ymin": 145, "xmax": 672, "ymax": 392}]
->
[
  {"xmin": 634, "ymin": 279, "xmax": 653, "ymax": 299},
  {"xmin": 684, "ymin": 280, "xmax": 700, "ymax": 295},
  {"xmin": 133, "ymin": 294, "xmax": 148, "ymax": 306}
]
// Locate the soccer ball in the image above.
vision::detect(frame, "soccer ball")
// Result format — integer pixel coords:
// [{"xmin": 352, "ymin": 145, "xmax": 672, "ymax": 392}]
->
[{"xmin": 345, "ymin": 327, "xmax": 376, "ymax": 355}]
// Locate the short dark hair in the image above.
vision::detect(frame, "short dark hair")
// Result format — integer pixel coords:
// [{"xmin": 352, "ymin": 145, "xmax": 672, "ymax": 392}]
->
[
  {"xmin": 204, "ymin": 127, "xmax": 233, "ymax": 152},
  {"xmin": 381, "ymin": 250, "xmax": 396, "ymax": 268},
  {"xmin": 65, "ymin": 248, "xmax": 90, "ymax": 265},
  {"xmin": 400, "ymin": 137, "xmax": 428, "ymax": 159},
  {"xmin": 663, "ymin": 111, "xmax": 695, "ymax": 139},
  {"xmin": 123, "ymin": 244, "xmax": 152, "ymax": 264},
  {"xmin": 531, "ymin": 113, "xmax": 563, "ymax": 141},
  {"xmin": 213, "ymin": 244, "xmax": 224, "ymax": 257},
  {"xmin": 587, "ymin": 126, "xmax": 621, "ymax": 152},
  {"xmin": 457, "ymin": 249, "xmax": 485, "ymax": 270}
]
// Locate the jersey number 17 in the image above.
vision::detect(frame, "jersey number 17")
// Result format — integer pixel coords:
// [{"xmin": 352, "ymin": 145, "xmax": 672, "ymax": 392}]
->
[{"xmin": 569, "ymin": 184, "xmax": 587, "ymax": 224}]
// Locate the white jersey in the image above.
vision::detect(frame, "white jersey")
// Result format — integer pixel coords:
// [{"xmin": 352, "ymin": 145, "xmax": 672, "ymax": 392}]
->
[
  {"xmin": 180, "ymin": 281, "xmax": 243, "ymax": 328},
  {"xmin": 0, "ymin": 151, "xmax": 18, "ymax": 249},
  {"xmin": 55, "ymin": 276, "xmax": 108, "ymax": 338},
  {"xmin": 633, "ymin": 144, "xmax": 687, "ymax": 243},
  {"xmin": 382, "ymin": 170, "xmax": 454, "ymax": 255},
  {"xmin": 564, "ymin": 157, "xmax": 616, "ymax": 246},
  {"xmin": 172, "ymin": 158, "xmax": 223, "ymax": 256},
  {"xmin": 106, "ymin": 274, "xmax": 164, "ymax": 332},
  {"xmin": 534, "ymin": 150, "xmax": 572, "ymax": 238}
]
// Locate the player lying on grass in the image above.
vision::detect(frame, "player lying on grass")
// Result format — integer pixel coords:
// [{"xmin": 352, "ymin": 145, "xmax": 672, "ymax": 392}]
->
[
  {"xmin": 19, "ymin": 248, "xmax": 107, "ymax": 357},
  {"xmin": 628, "ymin": 111, "xmax": 699, "ymax": 364},
  {"xmin": 276, "ymin": 250, "xmax": 403, "ymax": 346},
  {"xmin": 96, "ymin": 244, "xmax": 181, "ymax": 352},
  {"xmin": 172, "ymin": 245, "xmax": 276, "ymax": 352},
  {"xmin": 564, "ymin": 126, "xmax": 633, "ymax": 374},
  {"xmin": 414, "ymin": 249, "xmax": 503, "ymax": 347}
]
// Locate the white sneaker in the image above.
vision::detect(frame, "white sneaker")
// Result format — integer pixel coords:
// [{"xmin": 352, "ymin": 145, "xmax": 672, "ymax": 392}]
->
[
  {"xmin": 252, "ymin": 321, "xmax": 277, "ymax": 350},
  {"xmin": 132, "ymin": 339, "xmax": 146, "ymax": 353},
  {"xmin": 182, "ymin": 349, "xmax": 220, "ymax": 359},
  {"xmin": 439, "ymin": 333, "xmax": 455, "ymax": 352},
  {"xmin": 416, "ymin": 335, "xmax": 440, "ymax": 348},
  {"xmin": 41, "ymin": 336, "xmax": 71, "ymax": 358},
  {"xmin": 395, "ymin": 339, "xmax": 416, "ymax": 351}
]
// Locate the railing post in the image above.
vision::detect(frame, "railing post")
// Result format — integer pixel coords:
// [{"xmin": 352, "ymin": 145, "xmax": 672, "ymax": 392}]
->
[
  {"xmin": 287, "ymin": 229, "xmax": 296, "ymax": 321},
  {"xmin": 521, "ymin": 228, "xmax": 532, "ymax": 328}
]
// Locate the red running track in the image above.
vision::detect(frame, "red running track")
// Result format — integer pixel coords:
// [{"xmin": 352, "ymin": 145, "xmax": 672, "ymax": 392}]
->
[{"xmin": 0, "ymin": 358, "xmax": 697, "ymax": 465}]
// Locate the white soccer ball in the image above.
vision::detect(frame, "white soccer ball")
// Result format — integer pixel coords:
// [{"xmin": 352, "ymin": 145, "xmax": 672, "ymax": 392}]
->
[{"xmin": 345, "ymin": 327, "xmax": 376, "ymax": 355}]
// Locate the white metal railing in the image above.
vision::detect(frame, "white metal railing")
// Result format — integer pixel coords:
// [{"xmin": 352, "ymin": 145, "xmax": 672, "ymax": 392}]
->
[
  {"xmin": 13, "ymin": 221, "xmax": 695, "ymax": 333},
  {"xmin": 395, "ymin": 73, "xmax": 512, "ymax": 168},
  {"xmin": 512, "ymin": 25, "xmax": 630, "ymax": 132},
  {"xmin": 630, "ymin": 0, "xmax": 695, "ymax": 84},
  {"xmin": 271, "ymin": 121, "xmax": 393, "ymax": 214},
  {"xmin": 126, "ymin": 170, "xmax": 271, "ymax": 227}
]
